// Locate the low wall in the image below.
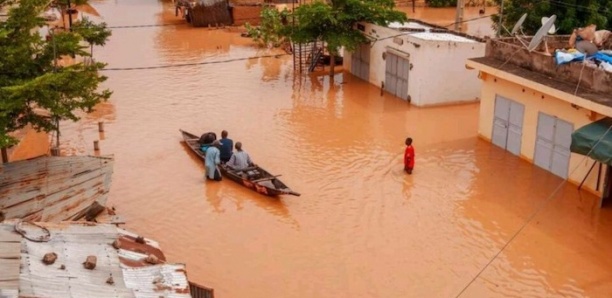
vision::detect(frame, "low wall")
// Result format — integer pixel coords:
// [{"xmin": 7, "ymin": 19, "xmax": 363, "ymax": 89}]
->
[{"xmin": 486, "ymin": 37, "xmax": 612, "ymax": 94}]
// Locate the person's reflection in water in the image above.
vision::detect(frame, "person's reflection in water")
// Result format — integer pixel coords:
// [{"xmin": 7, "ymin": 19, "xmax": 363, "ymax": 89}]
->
[{"xmin": 205, "ymin": 182, "xmax": 225, "ymax": 213}]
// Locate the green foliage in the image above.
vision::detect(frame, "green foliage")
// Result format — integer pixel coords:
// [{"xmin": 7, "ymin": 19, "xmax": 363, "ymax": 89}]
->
[
  {"xmin": 72, "ymin": 16, "xmax": 112, "ymax": 55},
  {"xmin": 245, "ymin": 8, "xmax": 288, "ymax": 48},
  {"xmin": 0, "ymin": 0, "xmax": 112, "ymax": 148},
  {"xmin": 491, "ymin": 0, "xmax": 612, "ymax": 36},
  {"xmin": 425, "ymin": 0, "xmax": 457, "ymax": 8},
  {"xmin": 249, "ymin": 0, "xmax": 407, "ymax": 60},
  {"xmin": 288, "ymin": 0, "xmax": 407, "ymax": 54}
]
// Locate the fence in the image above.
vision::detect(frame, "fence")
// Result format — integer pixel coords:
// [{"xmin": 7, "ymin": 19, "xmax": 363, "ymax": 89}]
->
[{"xmin": 189, "ymin": 281, "xmax": 215, "ymax": 298}]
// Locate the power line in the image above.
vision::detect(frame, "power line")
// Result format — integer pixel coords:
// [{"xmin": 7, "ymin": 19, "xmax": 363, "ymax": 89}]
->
[
  {"xmin": 105, "ymin": 16, "xmax": 264, "ymax": 29},
  {"xmin": 100, "ymin": 53, "xmax": 290, "ymax": 71},
  {"xmin": 454, "ymin": 125, "xmax": 612, "ymax": 297},
  {"xmin": 372, "ymin": 14, "xmax": 494, "ymax": 43}
]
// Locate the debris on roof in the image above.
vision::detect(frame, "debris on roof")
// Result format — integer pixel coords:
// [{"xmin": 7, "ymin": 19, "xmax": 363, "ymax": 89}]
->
[{"xmin": 0, "ymin": 221, "xmax": 192, "ymax": 298}]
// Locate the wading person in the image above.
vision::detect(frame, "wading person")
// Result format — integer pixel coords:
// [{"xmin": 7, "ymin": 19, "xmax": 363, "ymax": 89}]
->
[
  {"xmin": 219, "ymin": 130, "xmax": 234, "ymax": 163},
  {"xmin": 226, "ymin": 142, "xmax": 254, "ymax": 171},
  {"xmin": 205, "ymin": 140, "xmax": 222, "ymax": 181},
  {"xmin": 404, "ymin": 137, "xmax": 415, "ymax": 175}
]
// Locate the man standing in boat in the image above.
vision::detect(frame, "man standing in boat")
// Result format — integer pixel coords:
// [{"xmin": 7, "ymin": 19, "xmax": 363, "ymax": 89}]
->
[
  {"xmin": 205, "ymin": 140, "xmax": 223, "ymax": 181},
  {"xmin": 219, "ymin": 130, "xmax": 234, "ymax": 164}
]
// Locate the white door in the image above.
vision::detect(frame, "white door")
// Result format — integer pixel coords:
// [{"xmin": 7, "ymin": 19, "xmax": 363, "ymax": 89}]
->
[
  {"xmin": 351, "ymin": 44, "xmax": 370, "ymax": 81},
  {"xmin": 492, "ymin": 96, "xmax": 524, "ymax": 156},
  {"xmin": 534, "ymin": 112, "xmax": 574, "ymax": 179},
  {"xmin": 384, "ymin": 52, "xmax": 409, "ymax": 100}
]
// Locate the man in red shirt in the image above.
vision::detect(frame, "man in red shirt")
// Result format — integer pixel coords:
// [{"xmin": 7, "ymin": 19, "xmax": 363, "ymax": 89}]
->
[{"xmin": 404, "ymin": 137, "xmax": 415, "ymax": 174}]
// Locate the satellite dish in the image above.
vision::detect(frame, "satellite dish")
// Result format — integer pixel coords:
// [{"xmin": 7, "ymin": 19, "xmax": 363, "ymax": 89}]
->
[
  {"xmin": 541, "ymin": 16, "xmax": 557, "ymax": 34},
  {"xmin": 528, "ymin": 15, "xmax": 556, "ymax": 51},
  {"xmin": 512, "ymin": 13, "xmax": 528, "ymax": 35}
]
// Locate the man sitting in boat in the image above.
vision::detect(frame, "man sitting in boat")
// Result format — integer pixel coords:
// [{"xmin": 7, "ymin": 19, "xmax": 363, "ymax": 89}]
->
[
  {"xmin": 219, "ymin": 130, "xmax": 234, "ymax": 163},
  {"xmin": 226, "ymin": 142, "xmax": 254, "ymax": 171},
  {"xmin": 199, "ymin": 132, "xmax": 217, "ymax": 152},
  {"xmin": 204, "ymin": 140, "xmax": 223, "ymax": 181}
]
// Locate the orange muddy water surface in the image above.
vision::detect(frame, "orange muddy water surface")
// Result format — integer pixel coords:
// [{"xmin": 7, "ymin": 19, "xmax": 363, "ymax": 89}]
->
[{"xmin": 35, "ymin": 1, "xmax": 612, "ymax": 297}]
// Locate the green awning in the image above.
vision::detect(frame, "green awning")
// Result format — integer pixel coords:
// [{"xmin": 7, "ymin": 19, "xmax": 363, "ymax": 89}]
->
[{"xmin": 571, "ymin": 117, "xmax": 612, "ymax": 165}]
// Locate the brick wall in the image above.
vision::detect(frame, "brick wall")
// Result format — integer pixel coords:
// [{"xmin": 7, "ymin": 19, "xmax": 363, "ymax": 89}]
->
[{"xmin": 232, "ymin": 5, "xmax": 263, "ymax": 26}]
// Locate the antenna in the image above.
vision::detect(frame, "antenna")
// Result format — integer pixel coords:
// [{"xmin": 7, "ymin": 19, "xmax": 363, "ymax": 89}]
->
[
  {"xmin": 511, "ymin": 13, "xmax": 527, "ymax": 35},
  {"xmin": 541, "ymin": 16, "xmax": 558, "ymax": 34},
  {"xmin": 528, "ymin": 14, "xmax": 556, "ymax": 52}
]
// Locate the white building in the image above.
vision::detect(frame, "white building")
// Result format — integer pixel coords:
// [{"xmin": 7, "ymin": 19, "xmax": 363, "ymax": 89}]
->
[{"xmin": 344, "ymin": 20, "xmax": 486, "ymax": 107}]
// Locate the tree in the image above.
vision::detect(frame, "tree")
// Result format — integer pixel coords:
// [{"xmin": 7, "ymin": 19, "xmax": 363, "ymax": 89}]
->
[
  {"xmin": 492, "ymin": 0, "xmax": 611, "ymax": 36},
  {"xmin": 257, "ymin": 0, "xmax": 406, "ymax": 77},
  {"xmin": 0, "ymin": 0, "xmax": 112, "ymax": 150},
  {"xmin": 53, "ymin": 0, "xmax": 88, "ymax": 29},
  {"xmin": 425, "ymin": 0, "xmax": 457, "ymax": 7},
  {"xmin": 292, "ymin": 0, "xmax": 407, "ymax": 76},
  {"xmin": 72, "ymin": 16, "xmax": 112, "ymax": 56},
  {"xmin": 245, "ymin": 8, "xmax": 289, "ymax": 49}
]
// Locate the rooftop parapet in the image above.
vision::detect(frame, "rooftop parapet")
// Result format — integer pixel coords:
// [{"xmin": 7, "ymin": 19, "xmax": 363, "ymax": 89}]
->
[{"xmin": 485, "ymin": 36, "xmax": 612, "ymax": 94}]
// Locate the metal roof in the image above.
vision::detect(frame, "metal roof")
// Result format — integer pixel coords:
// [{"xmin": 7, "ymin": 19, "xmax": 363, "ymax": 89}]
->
[
  {"xmin": 0, "ymin": 224, "xmax": 20, "ymax": 298},
  {"xmin": 386, "ymin": 20, "xmax": 483, "ymax": 43},
  {"xmin": 410, "ymin": 32, "xmax": 479, "ymax": 43},
  {"xmin": 388, "ymin": 21, "xmax": 433, "ymax": 30},
  {"xmin": 0, "ymin": 155, "xmax": 114, "ymax": 222},
  {"xmin": 0, "ymin": 221, "xmax": 191, "ymax": 298}
]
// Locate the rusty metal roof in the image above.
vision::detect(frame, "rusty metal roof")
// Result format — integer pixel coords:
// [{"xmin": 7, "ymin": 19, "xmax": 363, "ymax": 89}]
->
[
  {"xmin": 0, "ymin": 221, "xmax": 191, "ymax": 298},
  {"xmin": 0, "ymin": 224, "xmax": 20, "ymax": 298},
  {"xmin": 0, "ymin": 155, "xmax": 114, "ymax": 222}
]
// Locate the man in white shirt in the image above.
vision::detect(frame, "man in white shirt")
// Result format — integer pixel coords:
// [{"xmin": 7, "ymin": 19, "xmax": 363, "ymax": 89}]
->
[{"xmin": 226, "ymin": 142, "xmax": 254, "ymax": 171}]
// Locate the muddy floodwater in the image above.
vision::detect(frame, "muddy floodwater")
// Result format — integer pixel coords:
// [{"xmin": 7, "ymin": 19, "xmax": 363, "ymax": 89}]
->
[{"xmin": 49, "ymin": 1, "xmax": 612, "ymax": 297}]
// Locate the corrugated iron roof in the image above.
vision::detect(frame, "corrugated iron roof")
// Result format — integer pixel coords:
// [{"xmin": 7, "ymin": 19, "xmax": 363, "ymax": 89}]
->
[
  {"xmin": 0, "ymin": 155, "xmax": 114, "ymax": 222},
  {"xmin": 0, "ymin": 221, "xmax": 191, "ymax": 298},
  {"xmin": 0, "ymin": 224, "xmax": 20, "ymax": 298}
]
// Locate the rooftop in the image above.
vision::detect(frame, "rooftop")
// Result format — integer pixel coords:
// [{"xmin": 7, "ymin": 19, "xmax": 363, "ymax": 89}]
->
[
  {"xmin": 387, "ymin": 19, "xmax": 484, "ymax": 43},
  {"xmin": 0, "ymin": 155, "xmax": 114, "ymax": 222},
  {"xmin": 467, "ymin": 36, "xmax": 612, "ymax": 109},
  {"xmin": 0, "ymin": 221, "xmax": 192, "ymax": 298}
]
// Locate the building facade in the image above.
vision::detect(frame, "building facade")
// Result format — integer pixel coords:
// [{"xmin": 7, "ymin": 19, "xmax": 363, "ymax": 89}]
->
[
  {"xmin": 467, "ymin": 37, "xmax": 612, "ymax": 204},
  {"xmin": 344, "ymin": 20, "xmax": 486, "ymax": 107}
]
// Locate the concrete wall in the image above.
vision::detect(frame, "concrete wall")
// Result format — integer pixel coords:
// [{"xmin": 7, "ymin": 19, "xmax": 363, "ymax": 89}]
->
[
  {"xmin": 478, "ymin": 74, "xmax": 607, "ymax": 195},
  {"xmin": 487, "ymin": 38, "xmax": 612, "ymax": 94},
  {"xmin": 345, "ymin": 22, "xmax": 486, "ymax": 107}
]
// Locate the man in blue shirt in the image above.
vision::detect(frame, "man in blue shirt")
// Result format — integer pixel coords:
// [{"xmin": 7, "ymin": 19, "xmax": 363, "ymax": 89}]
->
[
  {"xmin": 205, "ymin": 140, "xmax": 222, "ymax": 181},
  {"xmin": 219, "ymin": 130, "xmax": 234, "ymax": 163}
]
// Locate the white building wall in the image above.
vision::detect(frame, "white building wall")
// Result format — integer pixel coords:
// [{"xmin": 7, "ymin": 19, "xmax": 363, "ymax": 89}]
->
[
  {"xmin": 345, "ymin": 22, "xmax": 486, "ymax": 107},
  {"xmin": 477, "ymin": 74, "xmax": 608, "ymax": 195},
  {"xmin": 409, "ymin": 37, "xmax": 484, "ymax": 106}
]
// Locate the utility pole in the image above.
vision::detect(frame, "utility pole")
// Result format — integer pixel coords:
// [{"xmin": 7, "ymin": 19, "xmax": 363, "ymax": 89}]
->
[
  {"xmin": 67, "ymin": 0, "xmax": 73, "ymax": 30},
  {"xmin": 51, "ymin": 27, "xmax": 60, "ymax": 156},
  {"xmin": 454, "ymin": 0, "xmax": 464, "ymax": 32},
  {"xmin": 497, "ymin": 0, "xmax": 504, "ymax": 37},
  {"xmin": 1, "ymin": 148, "xmax": 8, "ymax": 163}
]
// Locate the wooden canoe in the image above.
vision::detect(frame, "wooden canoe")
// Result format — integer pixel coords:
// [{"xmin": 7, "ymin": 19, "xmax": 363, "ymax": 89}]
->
[{"xmin": 180, "ymin": 129, "xmax": 301, "ymax": 197}]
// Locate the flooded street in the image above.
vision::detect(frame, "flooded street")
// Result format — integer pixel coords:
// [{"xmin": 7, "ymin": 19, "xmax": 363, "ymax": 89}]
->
[{"xmin": 53, "ymin": 0, "xmax": 612, "ymax": 297}]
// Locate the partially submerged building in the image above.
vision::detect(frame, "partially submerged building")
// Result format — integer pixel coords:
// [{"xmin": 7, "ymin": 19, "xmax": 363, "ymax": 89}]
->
[
  {"xmin": 344, "ymin": 20, "xmax": 486, "ymax": 107},
  {"xmin": 0, "ymin": 221, "xmax": 213, "ymax": 298},
  {"xmin": 466, "ymin": 36, "xmax": 612, "ymax": 205},
  {"xmin": 0, "ymin": 155, "xmax": 114, "ymax": 222}
]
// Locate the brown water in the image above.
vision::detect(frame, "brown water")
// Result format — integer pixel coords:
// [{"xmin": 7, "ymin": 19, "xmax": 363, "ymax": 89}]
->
[{"xmin": 52, "ymin": 1, "xmax": 612, "ymax": 297}]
